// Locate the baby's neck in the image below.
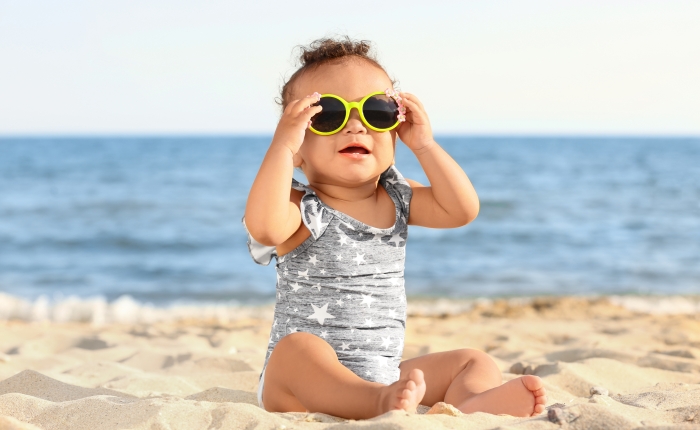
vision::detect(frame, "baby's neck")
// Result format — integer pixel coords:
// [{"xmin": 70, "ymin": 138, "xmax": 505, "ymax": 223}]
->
[{"xmin": 309, "ymin": 179, "xmax": 380, "ymax": 204}]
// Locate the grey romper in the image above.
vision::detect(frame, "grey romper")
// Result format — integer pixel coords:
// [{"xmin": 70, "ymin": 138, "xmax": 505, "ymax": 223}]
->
[{"xmin": 243, "ymin": 164, "xmax": 412, "ymax": 407}]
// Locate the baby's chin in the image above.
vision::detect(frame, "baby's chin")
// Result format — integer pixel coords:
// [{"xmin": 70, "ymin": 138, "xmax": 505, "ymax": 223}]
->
[{"xmin": 315, "ymin": 161, "xmax": 391, "ymax": 185}]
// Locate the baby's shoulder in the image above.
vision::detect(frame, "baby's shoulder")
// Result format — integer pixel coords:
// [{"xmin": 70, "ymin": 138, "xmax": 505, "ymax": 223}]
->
[{"xmin": 403, "ymin": 178, "xmax": 423, "ymax": 189}]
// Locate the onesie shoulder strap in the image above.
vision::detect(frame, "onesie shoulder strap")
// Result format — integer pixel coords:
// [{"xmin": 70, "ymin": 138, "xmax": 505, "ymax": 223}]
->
[
  {"xmin": 380, "ymin": 165, "xmax": 413, "ymax": 220},
  {"xmin": 292, "ymin": 178, "xmax": 333, "ymax": 240}
]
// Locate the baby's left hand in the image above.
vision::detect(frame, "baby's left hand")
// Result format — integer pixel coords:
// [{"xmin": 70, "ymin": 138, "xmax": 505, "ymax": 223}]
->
[{"xmin": 396, "ymin": 93, "xmax": 435, "ymax": 153}]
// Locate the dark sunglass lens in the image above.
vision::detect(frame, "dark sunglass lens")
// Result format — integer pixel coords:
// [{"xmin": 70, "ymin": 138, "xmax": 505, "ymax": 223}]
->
[
  {"xmin": 363, "ymin": 95, "xmax": 399, "ymax": 129},
  {"xmin": 310, "ymin": 97, "xmax": 346, "ymax": 132}
]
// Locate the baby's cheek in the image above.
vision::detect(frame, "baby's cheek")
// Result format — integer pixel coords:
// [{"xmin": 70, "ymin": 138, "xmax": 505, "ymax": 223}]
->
[
  {"xmin": 298, "ymin": 140, "xmax": 334, "ymax": 172},
  {"xmin": 374, "ymin": 136, "xmax": 397, "ymax": 161}
]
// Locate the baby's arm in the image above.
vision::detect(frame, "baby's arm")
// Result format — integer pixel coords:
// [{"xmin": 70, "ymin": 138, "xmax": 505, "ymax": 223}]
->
[
  {"xmin": 244, "ymin": 94, "xmax": 322, "ymax": 245},
  {"xmin": 397, "ymin": 93, "xmax": 479, "ymax": 228}
]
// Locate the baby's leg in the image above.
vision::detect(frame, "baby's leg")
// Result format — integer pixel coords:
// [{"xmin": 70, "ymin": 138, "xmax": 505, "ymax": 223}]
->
[
  {"xmin": 399, "ymin": 349, "xmax": 547, "ymax": 417},
  {"xmin": 262, "ymin": 332, "xmax": 426, "ymax": 419}
]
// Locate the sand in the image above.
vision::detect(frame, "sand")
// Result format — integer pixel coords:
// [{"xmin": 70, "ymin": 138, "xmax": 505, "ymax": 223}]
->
[{"xmin": 1, "ymin": 295, "xmax": 699, "ymax": 429}]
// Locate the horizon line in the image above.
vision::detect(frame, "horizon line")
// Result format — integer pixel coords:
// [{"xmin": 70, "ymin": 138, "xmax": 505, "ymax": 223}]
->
[{"xmin": 2, "ymin": 133, "xmax": 700, "ymax": 140}]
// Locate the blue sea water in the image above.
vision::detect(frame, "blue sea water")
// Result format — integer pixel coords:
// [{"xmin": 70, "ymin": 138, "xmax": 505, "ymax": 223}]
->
[{"xmin": 0, "ymin": 136, "xmax": 698, "ymax": 306}]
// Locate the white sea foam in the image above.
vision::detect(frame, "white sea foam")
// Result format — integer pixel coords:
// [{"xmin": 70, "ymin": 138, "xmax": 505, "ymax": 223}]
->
[
  {"xmin": 1, "ymin": 293, "xmax": 698, "ymax": 325},
  {"xmin": 608, "ymin": 295, "xmax": 700, "ymax": 315},
  {"xmin": 406, "ymin": 295, "xmax": 700, "ymax": 316},
  {"xmin": 0, "ymin": 293, "xmax": 273, "ymax": 325}
]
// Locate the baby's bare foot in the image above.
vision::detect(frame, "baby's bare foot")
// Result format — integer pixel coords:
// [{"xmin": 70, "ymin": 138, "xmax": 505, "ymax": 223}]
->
[
  {"xmin": 379, "ymin": 369, "xmax": 426, "ymax": 414},
  {"xmin": 457, "ymin": 375, "xmax": 547, "ymax": 417}
]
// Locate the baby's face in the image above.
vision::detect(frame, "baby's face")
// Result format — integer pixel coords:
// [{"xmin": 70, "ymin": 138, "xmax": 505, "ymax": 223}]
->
[{"xmin": 291, "ymin": 59, "xmax": 397, "ymax": 187}]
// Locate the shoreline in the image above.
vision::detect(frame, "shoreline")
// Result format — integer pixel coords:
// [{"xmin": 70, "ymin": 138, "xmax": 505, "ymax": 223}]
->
[{"xmin": 1, "ymin": 292, "xmax": 700, "ymax": 325}]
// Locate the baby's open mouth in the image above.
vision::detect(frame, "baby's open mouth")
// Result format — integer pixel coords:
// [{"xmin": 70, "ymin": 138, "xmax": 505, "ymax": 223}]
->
[{"xmin": 339, "ymin": 145, "xmax": 369, "ymax": 155}]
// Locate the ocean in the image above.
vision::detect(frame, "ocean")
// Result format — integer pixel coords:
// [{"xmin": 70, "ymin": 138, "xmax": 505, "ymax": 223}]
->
[{"xmin": 1, "ymin": 136, "xmax": 698, "ymax": 311}]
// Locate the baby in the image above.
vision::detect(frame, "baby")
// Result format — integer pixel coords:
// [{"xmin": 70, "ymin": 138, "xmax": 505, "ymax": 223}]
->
[{"xmin": 243, "ymin": 37, "xmax": 547, "ymax": 419}]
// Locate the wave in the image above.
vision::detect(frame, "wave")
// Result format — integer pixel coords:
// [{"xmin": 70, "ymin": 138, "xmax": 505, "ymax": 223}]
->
[
  {"xmin": 0, "ymin": 293, "xmax": 272, "ymax": 325},
  {"xmin": 607, "ymin": 295, "xmax": 700, "ymax": 315},
  {"xmin": 1, "ymin": 292, "xmax": 698, "ymax": 325}
]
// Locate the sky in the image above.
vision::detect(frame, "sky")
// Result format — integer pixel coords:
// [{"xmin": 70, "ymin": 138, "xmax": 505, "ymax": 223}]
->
[{"xmin": 0, "ymin": 0, "xmax": 698, "ymax": 136}]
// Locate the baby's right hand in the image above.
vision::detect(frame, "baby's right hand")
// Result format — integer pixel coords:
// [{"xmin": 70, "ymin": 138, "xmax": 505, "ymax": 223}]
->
[{"xmin": 271, "ymin": 93, "xmax": 322, "ymax": 155}]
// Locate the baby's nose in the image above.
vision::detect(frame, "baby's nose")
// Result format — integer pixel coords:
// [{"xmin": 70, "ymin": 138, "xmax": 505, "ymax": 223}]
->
[{"xmin": 343, "ymin": 109, "xmax": 367, "ymax": 134}]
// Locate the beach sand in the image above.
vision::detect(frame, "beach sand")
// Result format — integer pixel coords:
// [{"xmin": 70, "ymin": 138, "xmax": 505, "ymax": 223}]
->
[{"xmin": 1, "ymin": 296, "xmax": 699, "ymax": 429}]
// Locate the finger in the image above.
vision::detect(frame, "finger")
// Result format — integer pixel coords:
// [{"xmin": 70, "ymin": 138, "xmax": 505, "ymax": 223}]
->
[
  {"xmin": 297, "ymin": 105, "xmax": 322, "ymax": 130},
  {"xmin": 398, "ymin": 95, "xmax": 418, "ymax": 112},
  {"xmin": 283, "ymin": 99, "xmax": 302, "ymax": 115},
  {"xmin": 301, "ymin": 104, "xmax": 323, "ymax": 120},
  {"xmin": 291, "ymin": 93, "xmax": 322, "ymax": 115},
  {"xmin": 396, "ymin": 121, "xmax": 412, "ymax": 142},
  {"xmin": 399, "ymin": 92, "xmax": 425, "ymax": 111},
  {"xmin": 400, "ymin": 97, "xmax": 428, "ymax": 123}
]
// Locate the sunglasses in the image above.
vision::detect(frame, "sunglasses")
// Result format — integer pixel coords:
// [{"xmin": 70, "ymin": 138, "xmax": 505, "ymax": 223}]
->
[{"xmin": 309, "ymin": 90, "xmax": 405, "ymax": 136}]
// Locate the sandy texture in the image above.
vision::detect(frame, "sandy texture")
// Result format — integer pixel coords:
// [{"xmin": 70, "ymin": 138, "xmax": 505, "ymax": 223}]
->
[{"xmin": 1, "ymin": 296, "xmax": 699, "ymax": 429}]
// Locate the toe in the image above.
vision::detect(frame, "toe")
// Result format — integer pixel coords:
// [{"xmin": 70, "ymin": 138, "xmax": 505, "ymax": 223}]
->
[
  {"xmin": 521, "ymin": 375, "xmax": 544, "ymax": 391},
  {"xmin": 410, "ymin": 369, "xmax": 425, "ymax": 383},
  {"xmin": 532, "ymin": 388, "xmax": 546, "ymax": 397}
]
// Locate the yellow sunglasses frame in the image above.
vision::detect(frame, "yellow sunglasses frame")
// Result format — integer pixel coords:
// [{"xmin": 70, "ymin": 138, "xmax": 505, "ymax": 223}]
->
[{"xmin": 309, "ymin": 91, "xmax": 402, "ymax": 136}]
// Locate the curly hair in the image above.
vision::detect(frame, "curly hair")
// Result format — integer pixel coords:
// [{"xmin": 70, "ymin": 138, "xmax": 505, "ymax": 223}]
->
[{"xmin": 278, "ymin": 36, "xmax": 393, "ymax": 109}]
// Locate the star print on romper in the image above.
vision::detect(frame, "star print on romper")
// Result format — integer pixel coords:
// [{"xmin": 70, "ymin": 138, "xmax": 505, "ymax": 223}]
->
[
  {"xmin": 352, "ymin": 253, "xmax": 365, "ymax": 265},
  {"xmin": 360, "ymin": 294, "xmax": 376, "ymax": 308},
  {"xmin": 307, "ymin": 303, "xmax": 335, "ymax": 325},
  {"xmin": 305, "ymin": 205, "xmax": 328, "ymax": 238},
  {"xmin": 388, "ymin": 234, "xmax": 404, "ymax": 247}
]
